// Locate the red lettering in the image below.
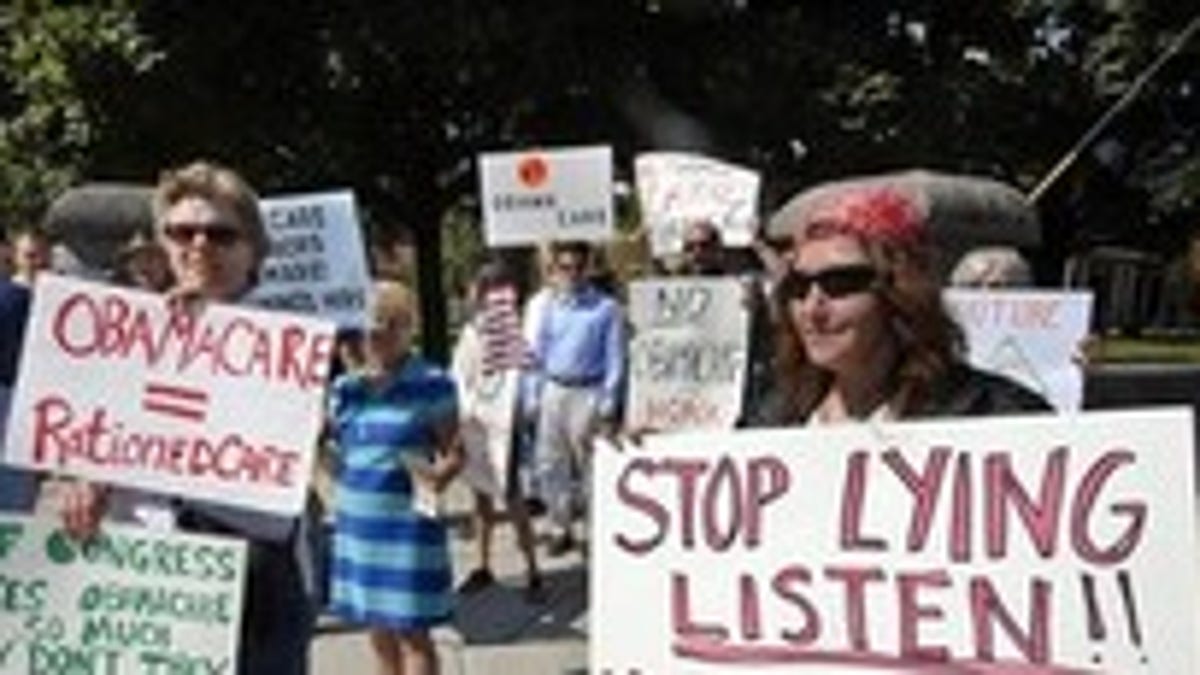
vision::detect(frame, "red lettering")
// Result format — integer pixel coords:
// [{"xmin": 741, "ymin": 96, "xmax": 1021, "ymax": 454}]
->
[
  {"xmin": 615, "ymin": 458, "xmax": 669, "ymax": 555},
  {"xmin": 278, "ymin": 325, "xmax": 307, "ymax": 387},
  {"xmin": 32, "ymin": 396, "xmax": 74, "ymax": 465},
  {"xmin": 970, "ymin": 576, "xmax": 1051, "ymax": 663},
  {"xmin": 739, "ymin": 573, "xmax": 761, "ymax": 641},
  {"xmin": 665, "ymin": 458, "xmax": 709, "ymax": 549},
  {"xmin": 897, "ymin": 570, "xmax": 950, "ymax": 662},
  {"xmin": 246, "ymin": 329, "xmax": 273, "ymax": 380},
  {"xmin": 950, "ymin": 452, "xmax": 973, "ymax": 562},
  {"xmin": 218, "ymin": 318, "xmax": 258, "ymax": 377},
  {"xmin": 52, "ymin": 292, "xmax": 101, "ymax": 358},
  {"xmin": 773, "ymin": 565, "xmax": 820, "ymax": 645},
  {"xmin": 824, "ymin": 566, "xmax": 884, "ymax": 651},
  {"xmin": 840, "ymin": 451, "xmax": 886, "ymax": 552},
  {"xmin": 29, "ymin": 396, "xmax": 300, "ymax": 489},
  {"xmin": 305, "ymin": 333, "xmax": 335, "ymax": 390},
  {"xmin": 703, "ymin": 456, "xmax": 743, "ymax": 551},
  {"xmin": 744, "ymin": 456, "xmax": 789, "ymax": 549},
  {"xmin": 671, "ymin": 572, "xmax": 729, "ymax": 642},
  {"xmin": 882, "ymin": 447, "xmax": 951, "ymax": 554},
  {"xmin": 1071, "ymin": 450, "xmax": 1145, "ymax": 564},
  {"xmin": 985, "ymin": 447, "xmax": 1067, "ymax": 559}
]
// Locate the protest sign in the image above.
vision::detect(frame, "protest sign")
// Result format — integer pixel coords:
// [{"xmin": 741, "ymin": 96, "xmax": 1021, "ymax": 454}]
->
[
  {"xmin": 3, "ymin": 275, "xmax": 335, "ymax": 516},
  {"xmin": 593, "ymin": 408, "xmax": 1196, "ymax": 674},
  {"xmin": 0, "ymin": 515, "xmax": 245, "ymax": 675},
  {"xmin": 626, "ymin": 278, "xmax": 749, "ymax": 431},
  {"xmin": 249, "ymin": 190, "xmax": 371, "ymax": 330},
  {"xmin": 479, "ymin": 145, "xmax": 613, "ymax": 246},
  {"xmin": 945, "ymin": 289, "xmax": 1094, "ymax": 412},
  {"xmin": 453, "ymin": 285, "xmax": 525, "ymax": 498},
  {"xmin": 634, "ymin": 152, "xmax": 760, "ymax": 257}
]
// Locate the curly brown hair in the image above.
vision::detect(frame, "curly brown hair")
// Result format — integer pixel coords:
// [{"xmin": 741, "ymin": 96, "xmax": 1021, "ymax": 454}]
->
[{"xmin": 772, "ymin": 222, "xmax": 964, "ymax": 422}]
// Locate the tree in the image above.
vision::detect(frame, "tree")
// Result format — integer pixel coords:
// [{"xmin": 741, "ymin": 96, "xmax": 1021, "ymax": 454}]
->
[
  {"xmin": 0, "ymin": 1, "xmax": 154, "ymax": 225},
  {"xmin": 2, "ymin": 1, "xmax": 1196, "ymax": 347}
]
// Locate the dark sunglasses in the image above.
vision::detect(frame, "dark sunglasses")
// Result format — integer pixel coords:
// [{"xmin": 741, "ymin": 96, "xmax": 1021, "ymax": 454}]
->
[
  {"xmin": 162, "ymin": 222, "xmax": 243, "ymax": 247},
  {"xmin": 777, "ymin": 264, "xmax": 879, "ymax": 302}
]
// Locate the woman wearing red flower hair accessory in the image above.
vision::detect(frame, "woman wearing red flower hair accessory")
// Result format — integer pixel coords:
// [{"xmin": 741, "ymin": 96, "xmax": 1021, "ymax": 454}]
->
[
  {"xmin": 800, "ymin": 186, "xmax": 928, "ymax": 247},
  {"xmin": 749, "ymin": 184, "xmax": 1048, "ymax": 427}
]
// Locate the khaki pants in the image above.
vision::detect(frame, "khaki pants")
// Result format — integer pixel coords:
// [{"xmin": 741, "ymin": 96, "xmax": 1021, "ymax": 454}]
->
[{"xmin": 534, "ymin": 380, "xmax": 600, "ymax": 533}]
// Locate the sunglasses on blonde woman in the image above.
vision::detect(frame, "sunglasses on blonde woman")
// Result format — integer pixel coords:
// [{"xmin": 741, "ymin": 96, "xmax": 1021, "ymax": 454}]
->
[{"xmin": 777, "ymin": 264, "xmax": 879, "ymax": 302}]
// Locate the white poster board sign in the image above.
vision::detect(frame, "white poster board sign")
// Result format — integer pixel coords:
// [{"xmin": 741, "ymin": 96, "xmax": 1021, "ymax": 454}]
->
[
  {"xmin": 249, "ymin": 190, "xmax": 371, "ymax": 330},
  {"xmin": 593, "ymin": 408, "xmax": 1196, "ymax": 674},
  {"xmin": 3, "ymin": 275, "xmax": 335, "ymax": 516},
  {"xmin": 626, "ymin": 278, "xmax": 749, "ymax": 431},
  {"xmin": 635, "ymin": 152, "xmax": 760, "ymax": 257},
  {"xmin": 479, "ymin": 145, "xmax": 613, "ymax": 246},
  {"xmin": 0, "ymin": 514, "xmax": 245, "ymax": 674},
  {"xmin": 945, "ymin": 290, "xmax": 1093, "ymax": 412}
]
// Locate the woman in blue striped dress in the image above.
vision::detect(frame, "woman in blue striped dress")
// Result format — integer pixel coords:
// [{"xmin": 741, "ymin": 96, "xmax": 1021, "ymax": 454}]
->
[{"xmin": 328, "ymin": 280, "xmax": 463, "ymax": 675}]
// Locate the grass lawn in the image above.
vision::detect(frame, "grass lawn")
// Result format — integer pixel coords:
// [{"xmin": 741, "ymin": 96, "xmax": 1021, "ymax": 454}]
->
[{"xmin": 1094, "ymin": 334, "xmax": 1200, "ymax": 364}]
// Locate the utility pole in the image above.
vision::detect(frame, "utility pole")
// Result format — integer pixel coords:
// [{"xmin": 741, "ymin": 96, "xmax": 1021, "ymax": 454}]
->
[{"xmin": 1027, "ymin": 13, "xmax": 1200, "ymax": 204}]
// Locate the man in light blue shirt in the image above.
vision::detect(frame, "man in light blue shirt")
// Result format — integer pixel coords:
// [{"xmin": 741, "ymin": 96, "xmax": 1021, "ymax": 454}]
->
[{"xmin": 526, "ymin": 241, "xmax": 625, "ymax": 556}]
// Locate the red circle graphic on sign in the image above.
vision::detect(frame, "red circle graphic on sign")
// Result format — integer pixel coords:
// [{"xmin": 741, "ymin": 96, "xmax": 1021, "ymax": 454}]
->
[{"xmin": 517, "ymin": 156, "xmax": 549, "ymax": 188}]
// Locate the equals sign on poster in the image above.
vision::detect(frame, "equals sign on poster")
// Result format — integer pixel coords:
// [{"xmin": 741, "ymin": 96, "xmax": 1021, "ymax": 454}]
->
[{"xmin": 142, "ymin": 381, "xmax": 209, "ymax": 422}]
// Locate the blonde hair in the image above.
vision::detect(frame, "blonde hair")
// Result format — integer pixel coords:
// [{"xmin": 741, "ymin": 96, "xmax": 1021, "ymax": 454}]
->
[
  {"xmin": 372, "ymin": 279, "xmax": 418, "ymax": 330},
  {"xmin": 152, "ymin": 161, "xmax": 269, "ymax": 267}
]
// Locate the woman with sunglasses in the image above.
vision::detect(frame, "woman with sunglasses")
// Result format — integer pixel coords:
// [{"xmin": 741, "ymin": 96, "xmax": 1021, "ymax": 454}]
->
[
  {"xmin": 58, "ymin": 161, "xmax": 317, "ymax": 674},
  {"xmin": 756, "ymin": 185, "xmax": 1047, "ymax": 426}
]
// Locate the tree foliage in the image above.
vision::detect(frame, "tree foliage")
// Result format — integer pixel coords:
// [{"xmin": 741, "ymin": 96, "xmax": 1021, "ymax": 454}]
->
[
  {"xmin": 0, "ymin": 0, "xmax": 1196, "ymax": 344},
  {"xmin": 0, "ymin": 0, "xmax": 154, "ymax": 224}
]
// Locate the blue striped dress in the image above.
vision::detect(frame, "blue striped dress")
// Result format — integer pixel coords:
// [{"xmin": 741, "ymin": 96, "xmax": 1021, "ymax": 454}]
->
[{"xmin": 327, "ymin": 356, "xmax": 458, "ymax": 631}]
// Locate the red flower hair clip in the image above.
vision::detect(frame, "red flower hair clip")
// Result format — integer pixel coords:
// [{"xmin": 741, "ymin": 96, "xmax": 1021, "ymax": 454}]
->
[{"xmin": 804, "ymin": 186, "xmax": 927, "ymax": 246}]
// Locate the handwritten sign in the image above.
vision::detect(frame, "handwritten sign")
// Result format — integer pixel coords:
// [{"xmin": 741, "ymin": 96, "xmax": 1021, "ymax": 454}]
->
[
  {"xmin": 945, "ymin": 289, "xmax": 1094, "ymax": 412},
  {"xmin": 626, "ymin": 278, "xmax": 749, "ymax": 431},
  {"xmin": 479, "ymin": 145, "xmax": 613, "ymax": 246},
  {"xmin": 593, "ymin": 408, "xmax": 1196, "ymax": 673},
  {"xmin": 0, "ymin": 515, "xmax": 245, "ymax": 675},
  {"xmin": 635, "ymin": 152, "xmax": 760, "ymax": 257},
  {"xmin": 3, "ymin": 275, "xmax": 335, "ymax": 515},
  {"xmin": 249, "ymin": 191, "xmax": 372, "ymax": 330},
  {"xmin": 452, "ymin": 286, "xmax": 526, "ymax": 498}
]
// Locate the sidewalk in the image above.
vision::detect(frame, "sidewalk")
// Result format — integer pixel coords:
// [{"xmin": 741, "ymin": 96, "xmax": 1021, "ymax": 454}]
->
[{"xmin": 311, "ymin": 482, "xmax": 589, "ymax": 675}]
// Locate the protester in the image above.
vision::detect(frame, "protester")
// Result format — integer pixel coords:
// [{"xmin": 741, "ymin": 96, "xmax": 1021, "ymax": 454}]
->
[
  {"xmin": 949, "ymin": 245, "xmax": 1033, "ymax": 288},
  {"xmin": 111, "ymin": 229, "xmax": 174, "ymax": 291},
  {"xmin": 949, "ymin": 243, "xmax": 1097, "ymax": 378},
  {"xmin": 757, "ymin": 184, "xmax": 1049, "ymax": 426},
  {"xmin": 516, "ymin": 241, "xmax": 556, "ymax": 513},
  {"xmin": 526, "ymin": 240, "xmax": 625, "ymax": 556},
  {"xmin": 682, "ymin": 219, "xmax": 780, "ymax": 421},
  {"xmin": 451, "ymin": 262, "xmax": 544, "ymax": 600},
  {"xmin": 678, "ymin": 219, "xmax": 728, "ymax": 276},
  {"xmin": 0, "ymin": 275, "xmax": 37, "ymax": 511},
  {"xmin": 326, "ymin": 279, "xmax": 462, "ymax": 675},
  {"xmin": 56, "ymin": 160, "xmax": 316, "ymax": 674},
  {"xmin": 8, "ymin": 224, "xmax": 52, "ymax": 287},
  {"xmin": 0, "ymin": 231, "xmax": 12, "ymax": 279}
]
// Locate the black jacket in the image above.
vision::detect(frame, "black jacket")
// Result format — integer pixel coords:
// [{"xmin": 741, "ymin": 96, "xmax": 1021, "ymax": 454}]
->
[{"xmin": 748, "ymin": 363, "xmax": 1051, "ymax": 428}]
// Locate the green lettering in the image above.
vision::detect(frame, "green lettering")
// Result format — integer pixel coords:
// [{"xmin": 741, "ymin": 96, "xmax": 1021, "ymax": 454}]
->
[{"xmin": 0, "ymin": 522, "xmax": 22, "ymax": 560}]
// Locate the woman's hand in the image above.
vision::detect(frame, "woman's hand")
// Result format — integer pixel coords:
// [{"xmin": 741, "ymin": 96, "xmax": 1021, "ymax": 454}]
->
[{"xmin": 58, "ymin": 480, "xmax": 108, "ymax": 539}]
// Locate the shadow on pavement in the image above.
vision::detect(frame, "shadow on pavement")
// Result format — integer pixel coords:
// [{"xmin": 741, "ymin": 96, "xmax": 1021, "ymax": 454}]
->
[{"xmin": 453, "ymin": 565, "xmax": 588, "ymax": 645}]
